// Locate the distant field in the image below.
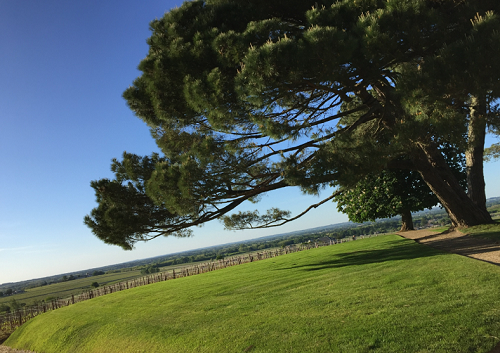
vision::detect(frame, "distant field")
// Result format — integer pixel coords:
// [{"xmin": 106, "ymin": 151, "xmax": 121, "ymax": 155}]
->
[
  {"xmin": 488, "ymin": 204, "xmax": 500, "ymax": 219},
  {"xmin": 0, "ymin": 246, "xmax": 287, "ymax": 309},
  {"xmin": 6, "ymin": 234, "xmax": 500, "ymax": 353},
  {"xmin": 0, "ymin": 270, "xmax": 144, "ymax": 306}
]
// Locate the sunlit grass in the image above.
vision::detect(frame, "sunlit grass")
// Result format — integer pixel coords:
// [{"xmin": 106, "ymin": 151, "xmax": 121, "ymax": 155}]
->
[
  {"xmin": 5, "ymin": 234, "xmax": 500, "ymax": 353},
  {"xmin": 459, "ymin": 221, "xmax": 500, "ymax": 241}
]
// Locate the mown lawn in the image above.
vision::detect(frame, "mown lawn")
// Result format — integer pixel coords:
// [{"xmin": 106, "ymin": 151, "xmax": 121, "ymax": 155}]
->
[
  {"xmin": 5, "ymin": 234, "xmax": 500, "ymax": 352},
  {"xmin": 459, "ymin": 221, "xmax": 500, "ymax": 241}
]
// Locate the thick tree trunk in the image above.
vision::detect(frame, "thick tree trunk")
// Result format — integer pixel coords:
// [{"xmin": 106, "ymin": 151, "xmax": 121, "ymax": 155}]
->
[
  {"xmin": 411, "ymin": 142, "xmax": 492, "ymax": 228},
  {"xmin": 399, "ymin": 209, "xmax": 414, "ymax": 232},
  {"xmin": 466, "ymin": 95, "xmax": 488, "ymax": 213}
]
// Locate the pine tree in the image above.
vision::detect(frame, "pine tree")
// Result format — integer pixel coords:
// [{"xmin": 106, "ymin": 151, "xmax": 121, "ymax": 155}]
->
[{"xmin": 86, "ymin": 0, "xmax": 499, "ymax": 248}]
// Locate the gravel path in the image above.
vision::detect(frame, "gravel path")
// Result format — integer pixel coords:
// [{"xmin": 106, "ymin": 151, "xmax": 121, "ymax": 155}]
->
[
  {"xmin": 397, "ymin": 228, "xmax": 500, "ymax": 266},
  {"xmin": 0, "ymin": 347, "xmax": 35, "ymax": 353}
]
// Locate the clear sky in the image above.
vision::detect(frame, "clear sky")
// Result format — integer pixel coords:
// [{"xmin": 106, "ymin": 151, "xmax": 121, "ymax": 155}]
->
[{"xmin": 1, "ymin": 1, "xmax": 499, "ymax": 285}]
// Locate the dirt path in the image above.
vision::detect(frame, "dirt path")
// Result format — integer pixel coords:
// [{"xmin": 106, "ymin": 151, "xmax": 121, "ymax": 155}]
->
[
  {"xmin": 398, "ymin": 228, "xmax": 500, "ymax": 353},
  {"xmin": 397, "ymin": 228, "xmax": 500, "ymax": 266},
  {"xmin": 0, "ymin": 347, "xmax": 34, "ymax": 353}
]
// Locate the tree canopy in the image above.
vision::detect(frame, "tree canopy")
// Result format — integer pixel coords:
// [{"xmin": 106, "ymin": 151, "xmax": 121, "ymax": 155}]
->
[
  {"xmin": 86, "ymin": 0, "xmax": 500, "ymax": 249},
  {"xmin": 334, "ymin": 146, "xmax": 466, "ymax": 231},
  {"xmin": 334, "ymin": 170, "xmax": 438, "ymax": 231}
]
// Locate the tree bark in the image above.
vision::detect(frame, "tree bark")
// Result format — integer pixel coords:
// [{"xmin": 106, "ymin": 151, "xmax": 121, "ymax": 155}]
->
[
  {"xmin": 411, "ymin": 142, "xmax": 492, "ymax": 228},
  {"xmin": 466, "ymin": 94, "xmax": 488, "ymax": 213},
  {"xmin": 399, "ymin": 209, "xmax": 414, "ymax": 232}
]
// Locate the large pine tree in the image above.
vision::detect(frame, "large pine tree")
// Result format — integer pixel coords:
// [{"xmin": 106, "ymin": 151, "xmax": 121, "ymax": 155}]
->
[{"xmin": 86, "ymin": 0, "xmax": 499, "ymax": 249}]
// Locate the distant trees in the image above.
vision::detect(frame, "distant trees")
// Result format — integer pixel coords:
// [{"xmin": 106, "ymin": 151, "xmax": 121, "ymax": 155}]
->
[
  {"xmin": 92, "ymin": 271, "xmax": 105, "ymax": 276},
  {"xmin": 140, "ymin": 266, "xmax": 160, "ymax": 275},
  {"xmin": 91, "ymin": 282, "xmax": 99, "ymax": 288},
  {"xmin": 279, "ymin": 240, "xmax": 295, "ymax": 248},
  {"xmin": 0, "ymin": 303, "xmax": 10, "ymax": 313},
  {"xmin": 9, "ymin": 299, "xmax": 20, "ymax": 311},
  {"xmin": 61, "ymin": 275, "xmax": 76, "ymax": 282},
  {"xmin": 5, "ymin": 289, "xmax": 13, "ymax": 296}
]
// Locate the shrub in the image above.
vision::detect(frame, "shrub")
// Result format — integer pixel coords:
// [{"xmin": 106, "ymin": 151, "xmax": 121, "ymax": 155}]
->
[
  {"xmin": 0, "ymin": 303, "xmax": 10, "ymax": 313},
  {"xmin": 140, "ymin": 266, "xmax": 160, "ymax": 275}
]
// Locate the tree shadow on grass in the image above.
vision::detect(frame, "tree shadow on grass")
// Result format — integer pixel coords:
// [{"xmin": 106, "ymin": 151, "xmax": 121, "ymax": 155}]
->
[
  {"xmin": 278, "ymin": 239, "xmax": 442, "ymax": 271},
  {"xmin": 471, "ymin": 231, "xmax": 500, "ymax": 242}
]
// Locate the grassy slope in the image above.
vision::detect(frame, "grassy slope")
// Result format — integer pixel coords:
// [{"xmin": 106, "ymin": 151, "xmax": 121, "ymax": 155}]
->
[
  {"xmin": 6, "ymin": 235, "xmax": 500, "ymax": 353},
  {"xmin": 459, "ymin": 221, "xmax": 500, "ymax": 241}
]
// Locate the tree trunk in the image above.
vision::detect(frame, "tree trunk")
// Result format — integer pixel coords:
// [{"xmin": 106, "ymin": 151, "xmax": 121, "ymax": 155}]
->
[
  {"xmin": 399, "ymin": 209, "xmax": 414, "ymax": 232},
  {"xmin": 411, "ymin": 142, "xmax": 492, "ymax": 228},
  {"xmin": 466, "ymin": 94, "xmax": 488, "ymax": 213}
]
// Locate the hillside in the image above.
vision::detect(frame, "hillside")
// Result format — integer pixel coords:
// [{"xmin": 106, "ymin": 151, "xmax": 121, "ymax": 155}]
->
[{"xmin": 5, "ymin": 234, "xmax": 500, "ymax": 353}]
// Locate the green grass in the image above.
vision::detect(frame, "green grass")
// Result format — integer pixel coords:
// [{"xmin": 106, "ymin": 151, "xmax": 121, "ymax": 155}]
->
[
  {"xmin": 429, "ymin": 226, "xmax": 449, "ymax": 233},
  {"xmin": 459, "ymin": 221, "xmax": 500, "ymax": 241},
  {"xmin": 0, "ymin": 249, "xmax": 278, "ymax": 308},
  {"xmin": 5, "ymin": 235, "xmax": 500, "ymax": 353},
  {"xmin": 488, "ymin": 204, "xmax": 500, "ymax": 219}
]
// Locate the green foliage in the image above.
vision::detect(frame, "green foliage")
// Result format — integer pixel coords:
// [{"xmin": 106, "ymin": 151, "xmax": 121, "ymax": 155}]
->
[
  {"xmin": 484, "ymin": 143, "xmax": 500, "ymax": 161},
  {"xmin": 333, "ymin": 145, "xmax": 467, "ymax": 226},
  {"xmin": 84, "ymin": 153, "xmax": 191, "ymax": 250},
  {"xmin": 92, "ymin": 271, "xmax": 105, "ymax": 276},
  {"xmin": 222, "ymin": 208, "xmax": 291, "ymax": 230},
  {"xmin": 61, "ymin": 276, "xmax": 69, "ymax": 282},
  {"xmin": 9, "ymin": 299, "xmax": 20, "ymax": 311},
  {"xmin": 335, "ymin": 169, "xmax": 437, "ymax": 224},
  {"xmin": 140, "ymin": 266, "xmax": 160, "ymax": 275},
  {"xmin": 91, "ymin": 282, "xmax": 99, "ymax": 288},
  {"xmin": 7, "ymin": 236, "xmax": 500, "ymax": 352},
  {"xmin": 85, "ymin": 0, "xmax": 500, "ymax": 247},
  {"xmin": 278, "ymin": 239, "xmax": 295, "ymax": 248},
  {"xmin": 0, "ymin": 303, "xmax": 9, "ymax": 313},
  {"xmin": 5, "ymin": 289, "xmax": 12, "ymax": 296}
]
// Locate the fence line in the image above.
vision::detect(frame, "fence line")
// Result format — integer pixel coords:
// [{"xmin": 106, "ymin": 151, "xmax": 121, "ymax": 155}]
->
[{"xmin": 0, "ymin": 234, "xmax": 378, "ymax": 331}]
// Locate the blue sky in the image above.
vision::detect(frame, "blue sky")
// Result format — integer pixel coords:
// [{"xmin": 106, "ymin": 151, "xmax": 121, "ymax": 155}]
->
[{"xmin": 1, "ymin": 1, "xmax": 499, "ymax": 284}]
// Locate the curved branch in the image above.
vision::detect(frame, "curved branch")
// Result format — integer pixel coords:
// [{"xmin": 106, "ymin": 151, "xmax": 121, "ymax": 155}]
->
[{"xmin": 224, "ymin": 190, "xmax": 341, "ymax": 230}]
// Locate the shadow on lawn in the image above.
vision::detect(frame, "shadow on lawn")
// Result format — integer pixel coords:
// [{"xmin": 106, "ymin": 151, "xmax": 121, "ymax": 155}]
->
[
  {"xmin": 470, "ymin": 231, "xmax": 500, "ymax": 242},
  {"xmin": 284, "ymin": 239, "xmax": 441, "ymax": 271}
]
